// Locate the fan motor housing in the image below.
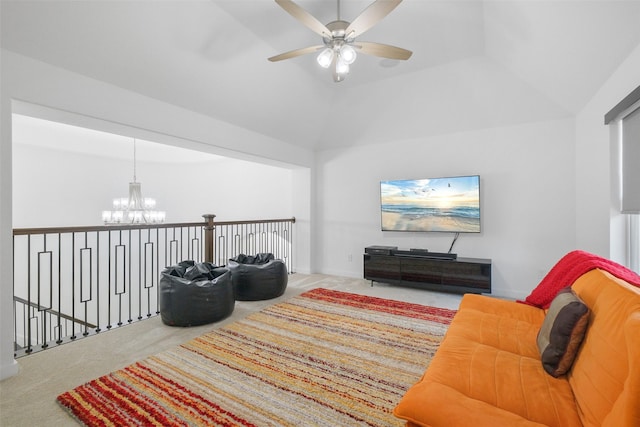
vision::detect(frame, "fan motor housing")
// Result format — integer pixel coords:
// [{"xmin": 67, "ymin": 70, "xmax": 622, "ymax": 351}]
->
[{"xmin": 323, "ymin": 20, "xmax": 351, "ymax": 44}]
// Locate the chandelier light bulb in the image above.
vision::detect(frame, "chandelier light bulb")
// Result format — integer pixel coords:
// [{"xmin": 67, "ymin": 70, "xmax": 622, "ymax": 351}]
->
[
  {"xmin": 102, "ymin": 211, "xmax": 112, "ymax": 223},
  {"xmin": 113, "ymin": 198, "xmax": 126, "ymax": 209},
  {"xmin": 317, "ymin": 48, "xmax": 334, "ymax": 69},
  {"xmin": 340, "ymin": 44, "xmax": 357, "ymax": 65},
  {"xmin": 143, "ymin": 198, "xmax": 156, "ymax": 209}
]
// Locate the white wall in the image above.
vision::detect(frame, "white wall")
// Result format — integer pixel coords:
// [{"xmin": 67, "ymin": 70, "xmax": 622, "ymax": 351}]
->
[
  {"xmin": 575, "ymin": 42, "xmax": 640, "ymax": 262},
  {"xmin": 12, "ymin": 143, "xmax": 293, "ymax": 228},
  {"xmin": 0, "ymin": 49, "xmax": 313, "ymax": 380},
  {"xmin": 0, "ymin": 52, "xmax": 20, "ymax": 380},
  {"xmin": 291, "ymin": 167, "xmax": 313, "ymax": 274},
  {"xmin": 316, "ymin": 118, "xmax": 577, "ymax": 299}
]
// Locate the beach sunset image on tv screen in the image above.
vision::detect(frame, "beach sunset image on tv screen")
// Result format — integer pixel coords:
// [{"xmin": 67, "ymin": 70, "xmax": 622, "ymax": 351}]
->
[{"xmin": 381, "ymin": 175, "xmax": 480, "ymax": 233}]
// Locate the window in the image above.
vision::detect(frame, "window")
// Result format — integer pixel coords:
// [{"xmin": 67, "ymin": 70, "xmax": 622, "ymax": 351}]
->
[
  {"xmin": 621, "ymin": 104, "xmax": 640, "ymax": 273},
  {"xmin": 606, "ymin": 85, "xmax": 640, "ymax": 273},
  {"xmin": 620, "ymin": 105, "xmax": 640, "ymax": 214},
  {"xmin": 631, "ymin": 214, "xmax": 639, "ymax": 273}
]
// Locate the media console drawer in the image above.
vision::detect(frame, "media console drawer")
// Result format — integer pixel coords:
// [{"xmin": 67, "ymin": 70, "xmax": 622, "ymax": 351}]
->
[{"xmin": 363, "ymin": 253, "xmax": 491, "ymax": 294}]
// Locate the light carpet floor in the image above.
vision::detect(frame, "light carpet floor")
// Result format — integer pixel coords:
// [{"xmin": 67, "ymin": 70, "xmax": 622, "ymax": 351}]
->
[{"xmin": 0, "ymin": 273, "xmax": 462, "ymax": 426}]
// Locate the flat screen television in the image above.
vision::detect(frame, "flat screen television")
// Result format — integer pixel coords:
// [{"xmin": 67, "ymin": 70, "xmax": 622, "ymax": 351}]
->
[{"xmin": 380, "ymin": 175, "xmax": 480, "ymax": 233}]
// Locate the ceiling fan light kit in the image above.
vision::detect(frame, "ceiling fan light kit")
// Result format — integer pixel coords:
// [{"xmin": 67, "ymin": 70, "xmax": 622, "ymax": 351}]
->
[
  {"xmin": 269, "ymin": 0, "xmax": 412, "ymax": 83},
  {"xmin": 340, "ymin": 45, "xmax": 357, "ymax": 64},
  {"xmin": 317, "ymin": 48, "xmax": 334, "ymax": 68},
  {"xmin": 336, "ymin": 56, "xmax": 350, "ymax": 76}
]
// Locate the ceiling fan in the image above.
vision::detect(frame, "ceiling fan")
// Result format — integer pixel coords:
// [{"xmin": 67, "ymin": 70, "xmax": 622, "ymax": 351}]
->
[{"xmin": 268, "ymin": 0, "xmax": 412, "ymax": 82}]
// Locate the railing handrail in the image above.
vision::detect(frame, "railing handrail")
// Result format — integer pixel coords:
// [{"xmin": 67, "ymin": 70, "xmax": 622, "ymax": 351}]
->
[
  {"xmin": 12, "ymin": 217, "xmax": 296, "ymax": 236},
  {"xmin": 214, "ymin": 217, "xmax": 296, "ymax": 226},
  {"xmin": 12, "ymin": 221, "xmax": 205, "ymax": 236},
  {"xmin": 13, "ymin": 296, "xmax": 97, "ymax": 328}
]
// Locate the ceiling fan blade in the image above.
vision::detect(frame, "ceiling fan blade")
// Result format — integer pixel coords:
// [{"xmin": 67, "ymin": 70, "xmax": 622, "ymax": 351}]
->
[
  {"xmin": 268, "ymin": 45, "xmax": 324, "ymax": 62},
  {"xmin": 345, "ymin": 0, "xmax": 403, "ymax": 38},
  {"xmin": 355, "ymin": 41, "xmax": 412, "ymax": 60},
  {"xmin": 275, "ymin": 0, "xmax": 331, "ymax": 38}
]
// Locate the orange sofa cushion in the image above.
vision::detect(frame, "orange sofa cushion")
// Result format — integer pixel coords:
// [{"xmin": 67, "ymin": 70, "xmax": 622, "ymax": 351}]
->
[
  {"xmin": 396, "ymin": 333, "xmax": 582, "ymax": 426},
  {"xmin": 394, "ymin": 268, "xmax": 640, "ymax": 427},
  {"xmin": 448, "ymin": 294, "xmax": 544, "ymax": 358},
  {"xmin": 394, "ymin": 294, "xmax": 582, "ymax": 427}
]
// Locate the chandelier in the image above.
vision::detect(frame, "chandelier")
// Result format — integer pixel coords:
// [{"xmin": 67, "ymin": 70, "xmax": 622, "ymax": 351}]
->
[{"xmin": 102, "ymin": 138, "xmax": 166, "ymax": 225}]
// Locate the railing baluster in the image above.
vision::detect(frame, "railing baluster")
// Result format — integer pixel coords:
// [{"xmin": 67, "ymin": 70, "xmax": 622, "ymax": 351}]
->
[
  {"xmin": 129, "ymin": 231, "xmax": 133, "ymax": 322},
  {"xmin": 158, "ymin": 227, "xmax": 161, "ymax": 314},
  {"xmin": 198, "ymin": 227, "xmax": 202, "ymax": 262},
  {"xmin": 38, "ymin": 234, "xmax": 49, "ymax": 348},
  {"xmin": 137, "ymin": 229, "xmax": 141, "ymax": 321},
  {"xmin": 107, "ymin": 230, "xmax": 112, "ymax": 329},
  {"xmin": 26, "ymin": 234, "xmax": 32, "ymax": 353},
  {"xmin": 96, "ymin": 232, "xmax": 101, "ymax": 333},
  {"xmin": 72, "ymin": 232, "xmax": 77, "ymax": 341},
  {"xmin": 117, "ymin": 230, "xmax": 124, "ymax": 327},
  {"xmin": 57, "ymin": 232, "xmax": 62, "ymax": 343},
  {"xmin": 80, "ymin": 232, "xmax": 91, "ymax": 337},
  {"xmin": 176, "ymin": 227, "xmax": 184, "ymax": 263},
  {"xmin": 12, "ymin": 216, "xmax": 294, "ymax": 357}
]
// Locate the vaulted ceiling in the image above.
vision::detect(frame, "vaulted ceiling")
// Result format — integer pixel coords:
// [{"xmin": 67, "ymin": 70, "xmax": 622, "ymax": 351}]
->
[{"xmin": 3, "ymin": 0, "xmax": 640, "ymax": 151}]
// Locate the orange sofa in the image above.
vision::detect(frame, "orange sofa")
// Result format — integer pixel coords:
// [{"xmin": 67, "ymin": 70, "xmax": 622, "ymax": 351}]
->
[{"xmin": 394, "ymin": 267, "xmax": 640, "ymax": 427}]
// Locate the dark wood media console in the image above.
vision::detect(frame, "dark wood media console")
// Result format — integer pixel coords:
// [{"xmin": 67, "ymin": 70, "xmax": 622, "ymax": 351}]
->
[{"xmin": 363, "ymin": 250, "xmax": 491, "ymax": 294}]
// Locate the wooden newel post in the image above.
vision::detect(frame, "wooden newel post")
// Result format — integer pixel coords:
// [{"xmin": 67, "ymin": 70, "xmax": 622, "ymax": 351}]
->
[{"xmin": 203, "ymin": 214, "xmax": 216, "ymax": 264}]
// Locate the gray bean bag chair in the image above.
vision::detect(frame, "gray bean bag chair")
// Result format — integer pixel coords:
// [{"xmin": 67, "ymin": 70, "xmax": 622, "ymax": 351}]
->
[
  {"xmin": 227, "ymin": 253, "xmax": 288, "ymax": 301},
  {"xmin": 159, "ymin": 261, "xmax": 234, "ymax": 326}
]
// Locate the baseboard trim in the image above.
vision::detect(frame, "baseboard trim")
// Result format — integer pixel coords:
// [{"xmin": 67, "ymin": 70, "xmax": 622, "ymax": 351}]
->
[{"xmin": 0, "ymin": 359, "xmax": 19, "ymax": 380}]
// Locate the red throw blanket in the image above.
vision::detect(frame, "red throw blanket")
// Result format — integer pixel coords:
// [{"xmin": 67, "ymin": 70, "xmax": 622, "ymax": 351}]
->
[{"xmin": 520, "ymin": 250, "xmax": 640, "ymax": 309}]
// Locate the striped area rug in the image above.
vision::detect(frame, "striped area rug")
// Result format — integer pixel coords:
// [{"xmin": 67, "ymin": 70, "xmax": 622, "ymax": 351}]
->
[{"xmin": 57, "ymin": 288, "xmax": 456, "ymax": 426}]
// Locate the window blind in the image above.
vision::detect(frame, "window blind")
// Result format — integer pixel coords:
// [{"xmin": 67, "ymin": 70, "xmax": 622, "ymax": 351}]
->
[{"xmin": 622, "ymin": 106, "xmax": 640, "ymax": 213}]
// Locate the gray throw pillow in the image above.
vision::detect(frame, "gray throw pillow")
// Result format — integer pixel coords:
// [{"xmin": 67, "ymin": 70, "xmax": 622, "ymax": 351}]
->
[{"xmin": 537, "ymin": 287, "xmax": 590, "ymax": 377}]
